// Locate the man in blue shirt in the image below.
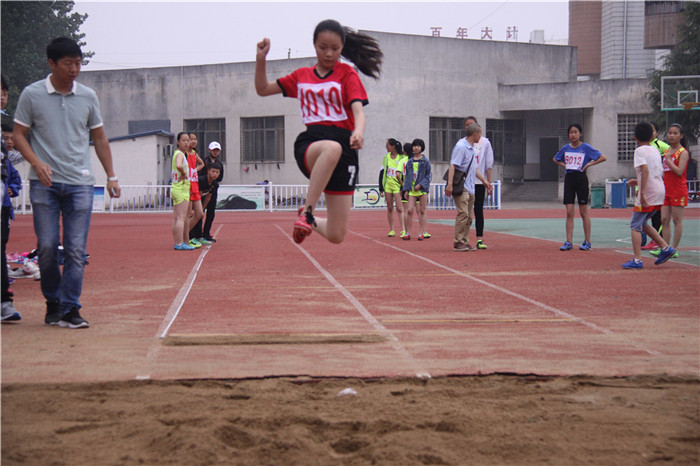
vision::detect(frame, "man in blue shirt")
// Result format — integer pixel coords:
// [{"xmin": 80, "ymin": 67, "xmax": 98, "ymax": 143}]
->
[
  {"xmin": 445, "ymin": 123, "xmax": 492, "ymax": 252},
  {"xmin": 13, "ymin": 38, "xmax": 121, "ymax": 329}
]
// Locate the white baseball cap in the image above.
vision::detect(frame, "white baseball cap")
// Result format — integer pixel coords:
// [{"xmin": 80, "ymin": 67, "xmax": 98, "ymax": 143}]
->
[{"xmin": 208, "ymin": 141, "xmax": 221, "ymax": 150}]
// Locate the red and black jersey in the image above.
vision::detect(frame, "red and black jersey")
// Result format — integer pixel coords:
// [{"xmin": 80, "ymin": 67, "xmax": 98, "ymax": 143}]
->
[{"xmin": 277, "ymin": 63, "xmax": 368, "ymax": 132}]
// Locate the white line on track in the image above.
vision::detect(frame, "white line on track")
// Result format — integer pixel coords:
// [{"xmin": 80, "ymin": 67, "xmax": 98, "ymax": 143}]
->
[
  {"xmin": 276, "ymin": 224, "xmax": 431, "ymax": 379},
  {"xmin": 145, "ymin": 225, "xmax": 222, "ymax": 363},
  {"xmin": 350, "ymin": 230, "xmax": 664, "ymax": 357}
]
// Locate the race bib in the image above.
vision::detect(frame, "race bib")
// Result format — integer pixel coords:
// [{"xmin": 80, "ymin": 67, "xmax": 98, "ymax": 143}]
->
[
  {"xmin": 297, "ymin": 82, "xmax": 347, "ymax": 125},
  {"xmin": 564, "ymin": 151, "xmax": 584, "ymax": 171}
]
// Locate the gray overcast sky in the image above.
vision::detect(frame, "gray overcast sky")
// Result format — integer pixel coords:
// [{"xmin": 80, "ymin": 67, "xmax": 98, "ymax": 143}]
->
[{"xmin": 74, "ymin": 0, "xmax": 570, "ymax": 71}]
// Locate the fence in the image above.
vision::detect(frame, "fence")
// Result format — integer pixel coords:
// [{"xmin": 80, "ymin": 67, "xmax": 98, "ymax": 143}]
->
[{"xmin": 10, "ymin": 180, "xmax": 504, "ymax": 214}]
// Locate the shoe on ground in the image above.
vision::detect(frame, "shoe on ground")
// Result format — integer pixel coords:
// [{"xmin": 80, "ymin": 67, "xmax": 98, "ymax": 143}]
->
[
  {"xmin": 8, "ymin": 260, "xmax": 40, "ymax": 280},
  {"xmin": 198, "ymin": 237, "xmax": 212, "ymax": 245},
  {"xmin": 188, "ymin": 239, "xmax": 202, "ymax": 248},
  {"xmin": 174, "ymin": 242, "xmax": 194, "ymax": 250},
  {"xmin": 560, "ymin": 241, "xmax": 573, "ymax": 251},
  {"xmin": 45, "ymin": 301, "xmax": 61, "ymax": 326},
  {"xmin": 417, "ymin": 234, "xmax": 424, "ymax": 241},
  {"xmin": 293, "ymin": 207, "xmax": 315, "ymax": 244},
  {"xmin": 476, "ymin": 240, "xmax": 488, "ymax": 250},
  {"xmin": 453, "ymin": 242, "xmax": 469, "ymax": 252},
  {"xmin": 400, "ymin": 231, "xmax": 406, "ymax": 237},
  {"xmin": 59, "ymin": 308, "xmax": 90, "ymax": 329},
  {"xmin": 579, "ymin": 241, "xmax": 592, "ymax": 251},
  {"xmin": 387, "ymin": 230, "xmax": 395, "ymax": 237},
  {"xmin": 204, "ymin": 236, "xmax": 217, "ymax": 243},
  {"xmin": 654, "ymin": 247, "xmax": 676, "ymax": 265},
  {"xmin": 622, "ymin": 259, "xmax": 643, "ymax": 269},
  {"xmin": 649, "ymin": 248, "xmax": 661, "ymax": 257},
  {"xmin": 422, "ymin": 233, "xmax": 431, "ymax": 239},
  {"xmin": 401, "ymin": 234, "xmax": 411, "ymax": 240},
  {"xmin": 641, "ymin": 240, "xmax": 659, "ymax": 250},
  {"xmin": 1, "ymin": 301, "xmax": 21, "ymax": 322}
]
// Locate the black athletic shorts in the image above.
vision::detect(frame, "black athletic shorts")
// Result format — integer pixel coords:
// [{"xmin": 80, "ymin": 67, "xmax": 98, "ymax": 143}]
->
[
  {"xmin": 563, "ymin": 171, "xmax": 589, "ymax": 205},
  {"xmin": 294, "ymin": 125, "xmax": 358, "ymax": 195}
]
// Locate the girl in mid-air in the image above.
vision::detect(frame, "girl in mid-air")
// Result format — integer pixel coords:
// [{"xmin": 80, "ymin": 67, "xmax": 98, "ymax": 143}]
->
[{"xmin": 255, "ymin": 19, "xmax": 383, "ymax": 244}]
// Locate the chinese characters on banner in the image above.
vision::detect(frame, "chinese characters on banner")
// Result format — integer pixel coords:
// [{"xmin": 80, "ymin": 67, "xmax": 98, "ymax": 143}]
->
[{"xmin": 430, "ymin": 26, "xmax": 518, "ymax": 41}]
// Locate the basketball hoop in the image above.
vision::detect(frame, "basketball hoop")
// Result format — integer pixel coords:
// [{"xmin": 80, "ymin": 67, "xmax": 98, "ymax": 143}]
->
[{"xmin": 682, "ymin": 102, "xmax": 700, "ymax": 110}]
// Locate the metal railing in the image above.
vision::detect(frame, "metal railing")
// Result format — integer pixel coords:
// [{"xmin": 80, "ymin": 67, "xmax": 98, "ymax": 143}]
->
[{"xmin": 10, "ymin": 180, "xmax": 503, "ymax": 214}]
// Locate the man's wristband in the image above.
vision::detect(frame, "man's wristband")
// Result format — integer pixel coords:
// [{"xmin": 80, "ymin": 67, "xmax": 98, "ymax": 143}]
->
[{"xmin": 107, "ymin": 176, "xmax": 118, "ymax": 182}]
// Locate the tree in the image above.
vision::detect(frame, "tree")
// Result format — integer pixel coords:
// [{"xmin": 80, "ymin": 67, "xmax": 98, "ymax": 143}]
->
[
  {"xmin": 648, "ymin": 2, "xmax": 700, "ymax": 145},
  {"xmin": 1, "ymin": 1, "xmax": 93, "ymax": 117}
]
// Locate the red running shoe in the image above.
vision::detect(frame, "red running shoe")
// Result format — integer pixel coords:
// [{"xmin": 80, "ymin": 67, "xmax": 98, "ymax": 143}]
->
[
  {"xmin": 293, "ymin": 207, "xmax": 315, "ymax": 244},
  {"xmin": 641, "ymin": 240, "xmax": 659, "ymax": 250}
]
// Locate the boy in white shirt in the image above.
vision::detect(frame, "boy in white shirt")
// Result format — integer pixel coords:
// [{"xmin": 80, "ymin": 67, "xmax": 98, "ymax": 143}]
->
[{"xmin": 623, "ymin": 122, "xmax": 675, "ymax": 269}]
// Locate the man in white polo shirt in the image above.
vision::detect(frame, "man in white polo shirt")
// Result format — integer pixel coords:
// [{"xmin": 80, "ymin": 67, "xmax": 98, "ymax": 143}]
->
[{"xmin": 13, "ymin": 37, "xmax": 121, "ymax": 329}]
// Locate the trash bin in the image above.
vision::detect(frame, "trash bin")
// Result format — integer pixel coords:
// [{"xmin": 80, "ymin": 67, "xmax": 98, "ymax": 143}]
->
[
  {"xmin": 590, "ymin": 187, "xmax": 605, "ymax": 209},
  {"xmin": 609, "ymin": 180, "xmax": 628, "ymax": 209}
]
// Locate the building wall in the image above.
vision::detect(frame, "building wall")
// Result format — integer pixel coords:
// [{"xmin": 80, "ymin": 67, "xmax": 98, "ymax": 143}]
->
[
  {"xmin": 600, "ymin": 0, "xmax": 657, "ymax": 79},
  {"xmin": 499, "ymin": 78, "xmax": 653, "ymax": 181},
  {"xmin": 569, "ymin": 0, "xmax": 602, "ymax": 76}
]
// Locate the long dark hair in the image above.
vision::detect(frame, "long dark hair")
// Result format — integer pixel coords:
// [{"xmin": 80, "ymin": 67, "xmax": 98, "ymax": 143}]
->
[
  {"xmin": 388, "ymin": 138, "xmax": 403, "ymax": 154},
  {"xmin": 314, "ymin": 19, "xmax": 383, "ymax": 79}
]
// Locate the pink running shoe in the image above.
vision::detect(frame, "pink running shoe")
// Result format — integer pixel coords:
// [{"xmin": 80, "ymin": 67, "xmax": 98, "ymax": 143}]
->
[{"xmin": 293, "ymin": 207, "xmax": 314, "ymax": 244}]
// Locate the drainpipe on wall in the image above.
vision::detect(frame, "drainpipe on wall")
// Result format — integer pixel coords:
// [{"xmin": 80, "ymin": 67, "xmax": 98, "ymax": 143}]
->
[{"xmin": 622, "ymin": 0, "xmax": 628, "ymax": 79}]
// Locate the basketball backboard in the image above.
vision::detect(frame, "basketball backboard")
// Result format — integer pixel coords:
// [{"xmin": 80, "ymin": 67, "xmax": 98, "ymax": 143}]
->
[{"xmin": 661, "ymin": 75, "xmax": 700, "ymax": 111}]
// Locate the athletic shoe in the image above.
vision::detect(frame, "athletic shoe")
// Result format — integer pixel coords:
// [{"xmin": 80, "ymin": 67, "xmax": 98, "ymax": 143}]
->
[
  {"xmin": 579, "ymin": 241, "xmax": 592, "ymax": 251},
  {"xmin": 188, "ymin": 239, "xmax": 202, "ymax": 249},
  {"xmin": 293, "ymin": 207, "xmax": 315, "ymax": 244},
  {"xmin": 560, "ymin": 241, "xmax": 573, "ymax": 251},
  {"xmin": 204, "ymin": 236, "xmax": 217, "ymax": 243},
  {"xmin": 59, "ymin": 308, "xmax": 90, "ymax": 329},
  {"xmin": 8, "ymin": 261, "xmax": 40, "ymax": 280},
  {"xmin": 400, "ymin": 231, "xmax": 406, "ymax": 237},
  {"xmin": 422, "ymin": 233, "xmax": 431, "ymax": 239},
  {"xmin": 453, "ymin": 242, "xmax": 470, "ymax": 252},
  {"xmin": 476, "ymin": 240, "xmax": 488, "ymax": 250},
  {"xmin": 402, "ymin": 234, "xmax": 411, "ymax": 240},
  {"xmin": 417, "ymin": 234, "xmax": 424, "ymax": 241},
  {"xmin": 641, "ymin": 240, "xmax": 659, "ymax": 250},
  {"xmin": 1, "ymin": 301, "xmax": 21, "ymax": 322},
  {"xmin": 649, "ymin": 248, "xmax": 661, "ymax": 257},
  {"xmin": 174, "ymin": 243, "xmax": 194, "ymax": 251},
  {"xmin": 45, "ymin": 301, "xmax": 61, "ymax": 326},
  {"xmin": 197, "ymin": 237, "xmax": 212, "ymax": 245},
  {"xmin": 654, "ymin": 247, "xmax": 676, "ymax": 265},
  {"xmin": 622, "ymin": 259, "xmax": 643, "ymax": 269},
  {"xmin": 387, "ymin": 230, "xmax": 395, "ymax": 237}
]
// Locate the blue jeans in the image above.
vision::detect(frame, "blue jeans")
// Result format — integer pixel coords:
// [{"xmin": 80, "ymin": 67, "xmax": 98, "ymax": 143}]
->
[{"xmin": 30, "ymin": 181, "xmax": 93, "ymax": 315}]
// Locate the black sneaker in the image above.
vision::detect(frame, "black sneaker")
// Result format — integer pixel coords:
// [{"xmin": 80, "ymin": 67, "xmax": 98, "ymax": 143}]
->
[
  {"xmin": 59, "ymin": 308, "xmax": 90, "ymax": 329},
  {"xmin": 45, "ymin": 301, "xmax": 61, "ymax": 326},
  {"xmin": 204, "ymin": 236, "xmax": 216, "ymax": 243}
]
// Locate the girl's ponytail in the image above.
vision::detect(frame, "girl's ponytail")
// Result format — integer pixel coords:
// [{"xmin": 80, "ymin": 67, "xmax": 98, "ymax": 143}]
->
[{"xmin": 314, "ymin": 19, "xmax": 383, "ymax": 79}]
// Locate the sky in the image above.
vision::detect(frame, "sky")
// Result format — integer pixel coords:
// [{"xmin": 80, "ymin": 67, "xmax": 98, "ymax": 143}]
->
[{"xmin": 74, "ymin": 0, "xmax": 570, "ymax": 71}]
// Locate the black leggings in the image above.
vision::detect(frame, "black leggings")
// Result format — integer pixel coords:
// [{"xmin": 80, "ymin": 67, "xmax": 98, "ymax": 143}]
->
[{"xmin": 474, "ymin": 184, "xmax": 486, "ymax": 237}]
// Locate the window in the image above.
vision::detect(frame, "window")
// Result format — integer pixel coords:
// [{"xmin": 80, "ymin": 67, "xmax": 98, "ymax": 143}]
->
[
  {"xmin": 184, "ymin": 118, "xmax": 226, "ymax": 162},
  {"xmin": 617, "ymin": 114, "xmax": 649, "ymax": 161},
  {"xmin": 429, "ymin": 117, "xmax": 465, "ymax": 162},
  {"xmin": 240, "ymin": 116, "xmax": 285, "ymax": 163}
]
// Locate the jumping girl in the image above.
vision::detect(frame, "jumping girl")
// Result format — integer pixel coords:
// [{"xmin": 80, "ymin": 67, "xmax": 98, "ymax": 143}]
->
[
  {"xmin": 255, "ymin": 19, "xmax": 383, "ymax": 244},
  {"xmin": 553, "ymin": 123, "xmax": 607, "ymax": 251}
]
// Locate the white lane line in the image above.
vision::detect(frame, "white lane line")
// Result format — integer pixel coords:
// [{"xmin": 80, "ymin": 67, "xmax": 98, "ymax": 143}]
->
[
  {"xmin": 276, "ymin": 225, "xmax": 431, "ymax": 379},
  {"xmin": 350, "ymin": 230, "xmax": 663, "ymax": 357},
  {"xmin": 146, "ymin": 225, "xmax": 221, "ymax": 361}
]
